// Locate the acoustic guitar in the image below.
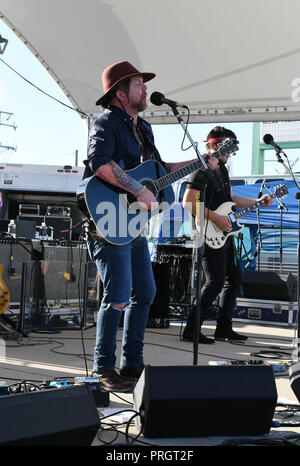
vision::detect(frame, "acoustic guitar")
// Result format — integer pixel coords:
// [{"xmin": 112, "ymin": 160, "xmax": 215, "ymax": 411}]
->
[{"xmin": 77, "ymin": 139, "xmax": 239, "ymax": 245}]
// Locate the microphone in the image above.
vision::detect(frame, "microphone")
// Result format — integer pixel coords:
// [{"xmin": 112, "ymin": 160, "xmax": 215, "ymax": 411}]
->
[
  {"xmin": 258, "ymin": 179, "xmax": 266, "ymax": 198},
  {"xmin": 263, "ymin": 134, "xmax": 285, "ymax": 156},
  {"xmin": 150, "ymin": 91, "xmax": 188, "ymax": 109}
]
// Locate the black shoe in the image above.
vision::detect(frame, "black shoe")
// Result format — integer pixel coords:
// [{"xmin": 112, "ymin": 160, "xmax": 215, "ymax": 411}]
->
[
  {"xmin": 119, "ymin": 364, "xmax": 145, "ymax": 380},
  {"xmin": 182, "ymin": 331, "xmax": 215, "ymax": 344},
  {"xmin": 91, "ymin": 370, "xmax": 134, "ymax": 392},
  {"xmin": 214, "ymin": 330, "xmax": 248, "ymax": 341}
]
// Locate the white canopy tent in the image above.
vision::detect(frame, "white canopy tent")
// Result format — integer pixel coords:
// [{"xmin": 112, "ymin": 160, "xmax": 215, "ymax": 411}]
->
[{"xmin": 1, "ymin": 0, "xmax": 300, "ymax": 124}]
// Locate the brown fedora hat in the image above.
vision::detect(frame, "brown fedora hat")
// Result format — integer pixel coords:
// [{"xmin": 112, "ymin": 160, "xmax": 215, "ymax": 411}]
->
[{"xmin": 95, "ymin": 60, "xmax": 156, "ymax": 106}]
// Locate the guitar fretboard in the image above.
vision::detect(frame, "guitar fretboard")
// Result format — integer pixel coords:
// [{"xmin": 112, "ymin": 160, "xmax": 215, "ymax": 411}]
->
[
  {"xmin": 153, "ymin": 143, "xmax": 236, "ymax": 192},
  {"xmin": 153, "ymin": 159, "xmax": 203, "ymax": 191},
  {"xmin": 233, "ymin": 192, "xmax": 277, "ymax": 219}
]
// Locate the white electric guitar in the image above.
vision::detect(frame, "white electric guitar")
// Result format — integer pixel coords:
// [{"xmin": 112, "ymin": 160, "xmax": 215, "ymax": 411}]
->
[{"xmin": 204, "ymin": 184, "xmax": 288, "ymax": 249}]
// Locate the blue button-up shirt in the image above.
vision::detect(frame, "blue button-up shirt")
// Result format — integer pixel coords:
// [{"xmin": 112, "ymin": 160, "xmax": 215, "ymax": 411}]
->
[{"xmin": 84, "ymin": 105, "xmax": 167, "ymax": 177}]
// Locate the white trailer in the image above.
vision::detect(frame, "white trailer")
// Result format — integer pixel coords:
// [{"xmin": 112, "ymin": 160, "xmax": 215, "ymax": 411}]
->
[{"xmin": 0, "ymin": 162, "xmax": 84, "ymax": 240}]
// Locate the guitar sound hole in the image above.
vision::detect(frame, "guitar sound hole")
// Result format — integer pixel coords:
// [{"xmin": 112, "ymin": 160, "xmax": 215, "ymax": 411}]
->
[
  {"xmin": 140, "ymin": 180, "xmax": 157, "ymax": 196},
  {"xmin": 120, "ymin": 180, "xmax": 157, "ymax": 208}
]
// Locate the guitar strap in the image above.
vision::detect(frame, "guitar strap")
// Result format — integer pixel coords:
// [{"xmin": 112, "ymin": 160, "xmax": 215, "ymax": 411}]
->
[
  {"xmin": 136, "ymin": 123, "xmax": 167, "ymax": 203},
  {"xmin": 216, "ymin": 164, "xmax": 232, "ymax": 202},
  {"xmin": 133, "ymin": 124, "xmax": 146, "ymax": 163}
]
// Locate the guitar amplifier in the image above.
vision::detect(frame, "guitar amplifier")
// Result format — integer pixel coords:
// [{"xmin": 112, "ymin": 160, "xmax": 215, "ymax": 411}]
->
[{"xmin": 44, "ymin": 216, "xmax": 72, "ymax": 241}]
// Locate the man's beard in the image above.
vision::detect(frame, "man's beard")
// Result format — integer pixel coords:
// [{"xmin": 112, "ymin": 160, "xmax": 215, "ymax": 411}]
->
[{"xmin": 131, "ymin": 96, "xmax": 147, "ymax": 112}]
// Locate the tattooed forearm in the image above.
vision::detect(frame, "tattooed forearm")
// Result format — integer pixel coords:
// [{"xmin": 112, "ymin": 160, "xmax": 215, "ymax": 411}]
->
[{"xmin": 96, "ymin": 161, "xmax": 145, "ymax": 196}]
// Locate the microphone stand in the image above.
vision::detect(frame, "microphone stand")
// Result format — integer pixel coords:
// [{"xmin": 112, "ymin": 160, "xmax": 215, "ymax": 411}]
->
[
  {"xmin": 271, "ymin": 147, "xmax": 300, "ymax": 390},
  {"xmin": 255, "ymin": 180, "xmax": 265, "ymax": 272},
  {"xmin": 189, "ymin": 189, "xmax": 205, "ymax": 366},
  {"xmin": 244, "ymin": 180, "xmax": 265, "ymax": 271},
  {"xmin": 256, "ymin": 206, "xmax": 262, "ymax": 272},
  {"xmin": 278, "ymin": 204, "xmax": 284, "ymax": 271},
  {"xmin": 263, "ymin": 183, "xmax": 288, "ymax": 272},
  {"xmin": 170, "ymin": 105, "xmax": 214, "ymax": 365}
]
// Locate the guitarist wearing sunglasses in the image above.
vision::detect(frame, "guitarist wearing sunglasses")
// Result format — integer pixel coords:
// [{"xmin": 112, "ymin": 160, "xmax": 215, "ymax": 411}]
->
[{"xmin": 181, "ymin": 126, "xmax": 274, "ymax": 344}]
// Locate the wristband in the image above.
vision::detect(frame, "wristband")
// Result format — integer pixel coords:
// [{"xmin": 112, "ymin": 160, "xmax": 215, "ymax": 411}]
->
[{"xmin": 137, "ymin": 185, "xmax": 146, "ymax": 195}]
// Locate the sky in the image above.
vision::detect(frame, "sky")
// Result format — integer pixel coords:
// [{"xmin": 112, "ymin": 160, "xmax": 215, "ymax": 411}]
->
[{"xmin": 0, "ymin": 18, "xmax": 298, "ymax": 178}]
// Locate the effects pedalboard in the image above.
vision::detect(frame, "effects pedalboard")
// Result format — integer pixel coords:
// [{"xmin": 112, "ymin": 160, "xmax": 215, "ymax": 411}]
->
[
  {"xmin": 209, "ymin": 359, "xmax": 288, "ymax": 373},
  {"xmin": 0, "ymin": 377, "xmax": 110, "ymax": 408},
  {"xmin": 48, "ymin": 377, "xmax": 110, "ymax": 407}
]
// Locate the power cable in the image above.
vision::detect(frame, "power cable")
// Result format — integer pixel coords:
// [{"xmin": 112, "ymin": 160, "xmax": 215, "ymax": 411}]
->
[
  {"xmin": 0, "ymin": 57, "xmax": 88, "ymax": 118},
  {"xmin": 220, "ymin": 436, "xmax": 300, "ymax": 446}
]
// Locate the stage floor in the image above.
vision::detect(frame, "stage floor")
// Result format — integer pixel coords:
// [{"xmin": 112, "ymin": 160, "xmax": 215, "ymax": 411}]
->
[{"xmin": 0, "ymin": 316, "xmax": 300, "ymax": 447}]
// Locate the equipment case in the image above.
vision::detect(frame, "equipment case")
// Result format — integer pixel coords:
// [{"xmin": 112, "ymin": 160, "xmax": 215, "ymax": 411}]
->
[{"xmin": 233, "ymin": 297, "xmax": 298, "ymax": 327}]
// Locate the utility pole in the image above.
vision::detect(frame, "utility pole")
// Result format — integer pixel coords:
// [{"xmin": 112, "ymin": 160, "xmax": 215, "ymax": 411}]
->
[{"xmin": 0, "ymin": 111, "xmax": 17, "ymax": 155}]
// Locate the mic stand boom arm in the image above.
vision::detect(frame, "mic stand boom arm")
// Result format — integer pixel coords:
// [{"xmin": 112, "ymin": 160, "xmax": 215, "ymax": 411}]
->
[
  {"xmin": 170, "ymin": 106, "xmax": 220, "ymax": 191},
  {"xmin": 275, "ymin": 148, "xmax": 300, "ymax": 191}
]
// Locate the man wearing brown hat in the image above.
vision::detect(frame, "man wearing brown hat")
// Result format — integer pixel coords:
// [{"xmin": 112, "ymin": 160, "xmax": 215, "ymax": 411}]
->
[{"xmin": 84, "ymin": 61, "xmax": 197, "ymax": 392}]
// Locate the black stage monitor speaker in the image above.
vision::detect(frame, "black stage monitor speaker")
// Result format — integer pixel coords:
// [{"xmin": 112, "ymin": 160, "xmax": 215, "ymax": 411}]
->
[
  {"xmin": 241, "ymin": 271, "xmax": 297, "ymax": 301},
  {"xmin": 133, "ymin": 365, "xmax": 277, "ymax": 438},
  {"xmin": 0, "ymin": 385, "xmax": 100, "ymax": 445},
  {"xmin": 289, "ymin": 361, "xmax": 300, "ymax": 404}
]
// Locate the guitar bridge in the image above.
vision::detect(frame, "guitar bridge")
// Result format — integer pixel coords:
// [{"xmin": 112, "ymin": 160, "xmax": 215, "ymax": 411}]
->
[{"xmin": 211, "ymin": 222, "xmax": 220, "ymax": 232}]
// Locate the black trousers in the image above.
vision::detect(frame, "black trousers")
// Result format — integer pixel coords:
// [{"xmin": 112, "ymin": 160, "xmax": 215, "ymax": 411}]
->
[{"xmin": 187, "ymin": 237, "xmax": 242, "ymax": 332}]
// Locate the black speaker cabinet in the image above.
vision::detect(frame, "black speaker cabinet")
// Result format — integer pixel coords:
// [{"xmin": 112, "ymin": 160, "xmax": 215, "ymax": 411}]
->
[
  {"xmin": 241, "ymin": 271, "xmax": 297, "ymax": 301},
  {"xmin": 148, "ymin": 262, "xmax": 170, "ymax": 319},
  {"xmin": 41, "ymin": 243, "xmax": 87, "ymax": 300},
  {"xmin": 133, "ymin": 365, "xmax": 277, "ymax": 438},
  {"xmin": 0, "ymin": 385, "xmax": 100, "ymax": 445},
  {"xmin": 156, "ymin": 244, "xmax": 193, "ymax": 305},
  {"xmin": 0, "ymin": 219, "xmax": 36, "ymax": 239},
  {"xmin": 98, "ymin": 261, "xmax": 170, "ymax": 320}
]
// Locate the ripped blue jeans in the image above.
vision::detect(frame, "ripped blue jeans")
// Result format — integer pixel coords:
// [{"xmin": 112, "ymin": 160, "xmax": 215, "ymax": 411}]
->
[{"xmin": 87, "ymin": 234, "xmax": 156, "ymax": 373}]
